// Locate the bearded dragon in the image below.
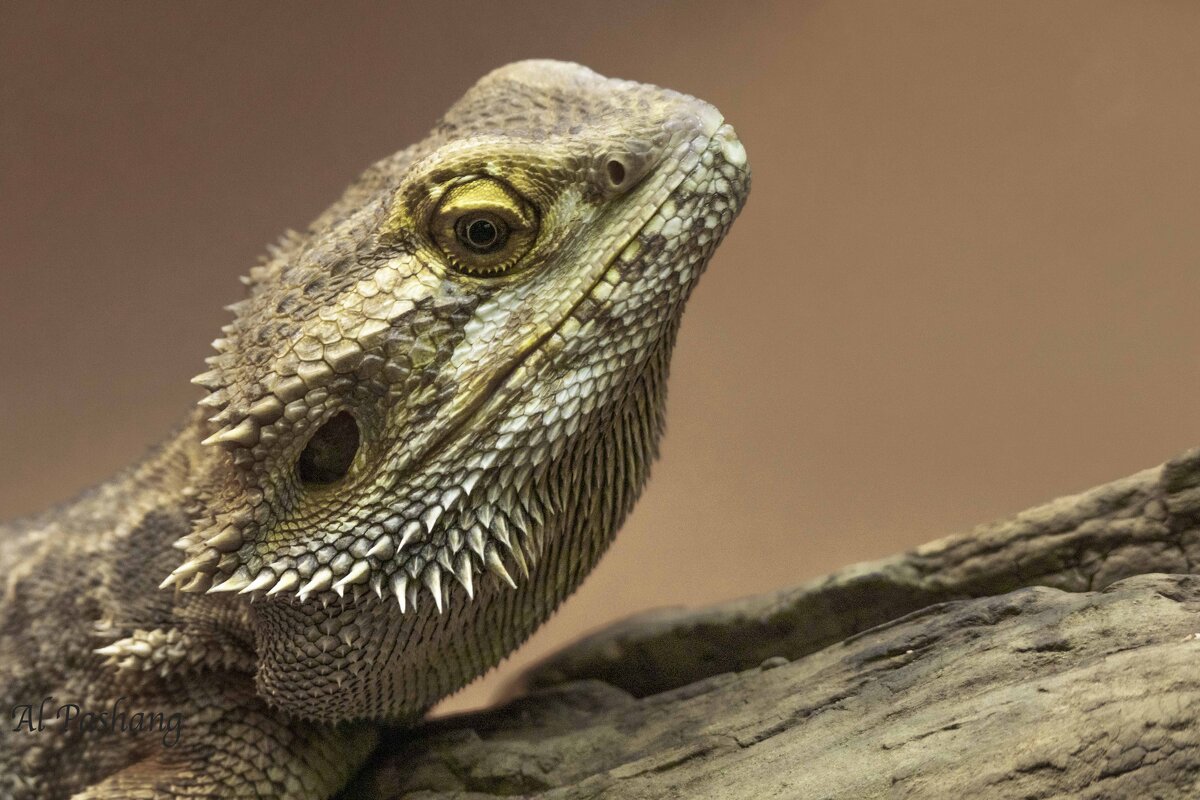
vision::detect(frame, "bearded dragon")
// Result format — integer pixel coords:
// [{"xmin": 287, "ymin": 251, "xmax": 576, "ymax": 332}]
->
[{"xmin": 0, "ymin": 60, "xmax": 749, "ymax": 799}]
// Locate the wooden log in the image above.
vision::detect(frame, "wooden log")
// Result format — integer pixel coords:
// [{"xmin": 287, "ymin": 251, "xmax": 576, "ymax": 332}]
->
[{"xmin": 346, "ymin": 448, "xmax": 1200, "ymax": 799}]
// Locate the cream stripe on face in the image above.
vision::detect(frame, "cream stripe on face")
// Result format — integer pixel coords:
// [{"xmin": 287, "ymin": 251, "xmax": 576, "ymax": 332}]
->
[{"xmin": 415, "ymin": 131, "xmax": 712, "ymax": 467}]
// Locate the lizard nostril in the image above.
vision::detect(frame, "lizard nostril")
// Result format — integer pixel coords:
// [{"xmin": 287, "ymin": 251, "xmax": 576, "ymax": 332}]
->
[
  {"xmin": 598, "ymin": 146, "xmax": 651, "ymax": 196},
  {"xmin": 297, "ymin": 412, "xmax": 360, "ymax": 485}
]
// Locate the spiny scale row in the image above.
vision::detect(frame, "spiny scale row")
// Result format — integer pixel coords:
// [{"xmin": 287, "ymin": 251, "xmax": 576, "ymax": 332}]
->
[
  {"xmin": 193, "ymin": 538, "xmax": 525, "ymax": 614},
  {"xmin": 165, "ymin": 468, "xmax": 533, "ymax": 579},
  {"xmin": 162, "ymin": 508, "xmax": 538, "ymax": 611},
  {"xmin": 168, "ymin": 426, "xmax": 554, "ymax": 590},
  {"xmin": 190, "ymin": 266, "xmax": 441, "ymax": 453},
  {"xmin": 92, "ymin": 627, "xmax": 249, "ymax": 678},
  {"xmin": 193, "ymin": 355, "xmax": 351, "ymax": 450}
]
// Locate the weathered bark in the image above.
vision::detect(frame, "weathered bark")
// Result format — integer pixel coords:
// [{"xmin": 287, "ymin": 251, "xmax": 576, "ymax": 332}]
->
[{"xmin": 347, "ymin": 447, "xmax": 1200, "ymax": 799}]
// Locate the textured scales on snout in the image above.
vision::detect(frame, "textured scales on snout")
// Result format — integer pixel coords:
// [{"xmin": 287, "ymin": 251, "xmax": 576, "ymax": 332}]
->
[{"xmin": 0, "ymin": 60, "xmax": 749, "ymax": 799}]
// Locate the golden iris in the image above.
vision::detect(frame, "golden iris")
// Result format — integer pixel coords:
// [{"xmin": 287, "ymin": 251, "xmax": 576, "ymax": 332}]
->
[{"xmin": 430, "ymin": 178, "xmax": 537, "ymax": 276}]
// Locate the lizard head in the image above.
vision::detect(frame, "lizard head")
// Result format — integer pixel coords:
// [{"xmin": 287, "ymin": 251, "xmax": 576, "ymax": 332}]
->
[{"xmin": 167, "ymin": 61, "xmax": 750, "ymax": 621}]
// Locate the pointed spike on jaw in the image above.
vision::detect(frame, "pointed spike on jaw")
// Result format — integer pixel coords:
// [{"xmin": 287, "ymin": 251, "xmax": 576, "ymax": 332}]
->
[
  {"xmin": 201, "ymin": 417, "xmax": 260, "ymax": 448},
  {"xmin": 485, "ymin": 547, "xmax": 518, "ymax": 589},
  {"xmin": 332, "ymin": 561, "xmax": 370, "ymax": 592},
  {"xmin": 398, "ymin": 520, "xmax": 422, "ymax": 551},
  {"xmin": 366, "ymin": 536, "xmax": 395, "ymax": 560},
  {"xmin": 160, "ymin": 548, "xmax": 219, "ymax": 589},
  {"xmin": 421, "ymin": 505, "xmax": 444, "ymax": 533},
  {"xmin": 191, "ymin": 370, "xmax": 223, "ymax": 390},
  {"xmin": 454, "ymin": 553, "xmax": 474, "ymax": 599},
  {"xmin": 205, "ymin": 526, "xmax": 244, "ymax": 553},
  {"xmin": 424, "ymin": 565, "xmax": 444, "ymax": 614},
  {"xmin": 492, "ymin": 515, "xmax": 512, "ymax": 549},
  {"xmin": 467, "ymin": 525, "xmax": 486, "ymax": 559},
  {"xmin": 267, "ymin": 570, "xmax": 300, "ymax": 596},
  {"xmin": 298, "ymin": 566, "xmax": 333, "ymax": 599},
  {"xmin": 439, "ymin": 487, "xmax": 463, "ymax": 510},
  {"xmin": 504, "ymin": 536, "xmax": 529, "ymax": 579},
  {"xmin": 247, "ymin": 394, "xmax": 284, "ymax": 423},
  {"xmin": 207, "ymin": 410, "xmax": 234, "ymax": 427},
  {"xmin": 197, "ymin": 392, "xmax": 228, "ymax": 410},
  {"xmin": 391, "ymin": 573, "xmax": 409, "ymax": 613},
  {"xmin": 208, "ymin": 568, "xmax": 252, "ymax": 594},
  {"xmin": 239, "ymin": 569, "xmax": 277, "ymax": 595},
  {"xmin": 179, "ymin": 572, "xmax": 213, "ymax": 593}
]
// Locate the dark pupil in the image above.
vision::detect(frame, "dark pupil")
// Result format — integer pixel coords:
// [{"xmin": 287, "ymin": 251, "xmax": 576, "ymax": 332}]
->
[
  {"xmin": 463, "ymin": 217, "xmax": 500, "ymax": 250},
  {"xmin": 297, "ymin": 412, "xmax": 359, "ymax": 485}
]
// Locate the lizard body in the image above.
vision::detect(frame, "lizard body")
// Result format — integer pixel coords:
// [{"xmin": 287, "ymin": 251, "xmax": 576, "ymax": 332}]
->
[{"xmin": 0, "ymin": 61, "xmax": 749, "ymax": 799}]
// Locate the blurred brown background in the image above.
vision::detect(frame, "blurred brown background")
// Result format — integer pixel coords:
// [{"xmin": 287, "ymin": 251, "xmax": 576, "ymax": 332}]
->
[{"xmin": 2, "ymin": 1, "xmax": 1198, "ymax": 714}]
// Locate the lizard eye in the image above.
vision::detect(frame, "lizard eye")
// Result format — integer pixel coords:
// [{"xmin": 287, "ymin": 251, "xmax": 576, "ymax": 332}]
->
[
  {"xmin": 297, "ymin": 412, "xmax": 360, "ymax": 486},
  {"xmin": 456, "ymin": 213, "xmax": 507, "ymax": 253},
  {"xmin": 431, "ymin": 178, "xmax": 538, "ymax": 276}
]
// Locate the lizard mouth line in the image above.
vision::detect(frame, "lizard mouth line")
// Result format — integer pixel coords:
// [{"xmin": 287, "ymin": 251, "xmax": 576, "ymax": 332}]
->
[{"xmin": 389, "ymin": 133, "xmax": 721, "ymax": 492}]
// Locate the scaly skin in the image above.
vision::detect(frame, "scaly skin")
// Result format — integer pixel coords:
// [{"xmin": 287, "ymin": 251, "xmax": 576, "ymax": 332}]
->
[{"xmin": 0, "ymin": 61, "xmax": 749, "ymax": 799}]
